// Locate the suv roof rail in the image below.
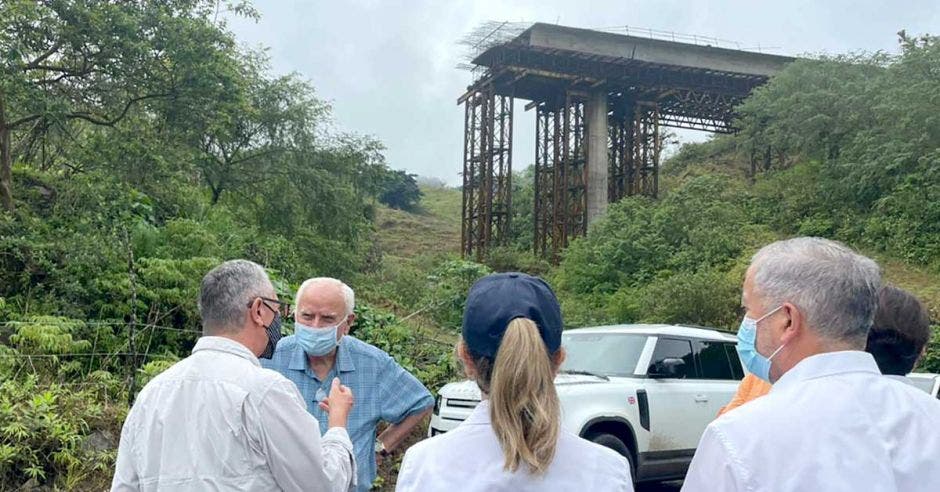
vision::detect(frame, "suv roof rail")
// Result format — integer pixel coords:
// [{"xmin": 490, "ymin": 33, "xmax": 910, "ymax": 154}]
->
[{"xmin": 677, "ymin": 323, "xmax": 736, "ymax": 335}]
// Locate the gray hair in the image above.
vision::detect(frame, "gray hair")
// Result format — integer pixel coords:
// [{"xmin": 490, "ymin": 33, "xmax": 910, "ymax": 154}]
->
[
  {"xmin": 750, "ymin": 237, "xmax": 882, "ymax": 345},
  {"xmin": 199, "ymin": 260, "xmax": 274, "ymax": 335},
  {"xmin": 295, "ymin": 277, "xmax": 355, "ymax": 316}
]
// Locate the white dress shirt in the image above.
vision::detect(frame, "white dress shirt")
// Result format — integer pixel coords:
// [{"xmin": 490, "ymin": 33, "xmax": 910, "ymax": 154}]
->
[
  {"xmin": 396, "ymin": 399, "xmax": 633, "ymax": 492},
  {"xmin": 111, "ymin": 336, "xmax": 356, "ymax": 492},
  {"xmin": 682, "ymin": 351, "xmax": 940, "ymax": 492}
]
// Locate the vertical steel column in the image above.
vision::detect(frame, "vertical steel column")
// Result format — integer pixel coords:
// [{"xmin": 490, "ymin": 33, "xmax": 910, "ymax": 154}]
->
[
  {"xmin": 632, "ymin": 102, "xmax": 662, "ymax": 199},
  {"xmin": 460, "ymin": 86, "xmax": 513, "ymax": 261},
  {"xmin": 491, "ymin": 94, "xmax": 513, "ymax": 249},
  {"xmin": 534, "ymin": 104, "xmax": 557, "ymax": 258},
  {"xmin": 567, "ymin": 93, "xmax": 587, "ymax": 242},
  {"xmin": 625, "ymin": 103, "xmax": 636, "ymax": 198},
  {"xmin": 532, "ymin": 94, "xmax": 592, "ymax": 263},
  {"xmin": 461, "ymin": 93, "xmax": 478, "ymax": 258},
  {"xmin": 551, "ymin": 103, "xmax": 565, "ymax": 261},
  {"xmin": 476, "ymin": 86, "xmax": 495, "ymax": 254},
  {"xmin": 559, "ymin": 92, "xmax": 587, "ymax": 256},
  {"xmin": 608, "ymin": 108, "xmax": 622, "ymax": 203},
  {"xmin": 461, "ymin": 97, "xmax": 471, "ymax": 257},
  {"xmin": 652, "ymin": 104, "xmax": 660, "ymax": 199},
  {"xmin": 608, "ymin": 97, "xmax": 635, "ymax": 203}
]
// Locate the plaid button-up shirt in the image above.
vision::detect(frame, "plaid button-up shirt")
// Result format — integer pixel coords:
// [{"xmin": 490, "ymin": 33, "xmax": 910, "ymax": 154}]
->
[{"xmin": 262, "ymin": 335, "xmax": 434, "ymax": 491}]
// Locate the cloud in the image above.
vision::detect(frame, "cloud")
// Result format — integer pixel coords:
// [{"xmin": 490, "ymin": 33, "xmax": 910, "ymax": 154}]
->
[{"xmin": 228, "ymin": 0, "xmax": 939, "ymax": 185}]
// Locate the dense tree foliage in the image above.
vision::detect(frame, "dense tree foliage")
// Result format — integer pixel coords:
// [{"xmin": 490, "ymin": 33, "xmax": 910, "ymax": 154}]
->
[
  {"xmin": 378, "ymin": 169, "xmax": 423, "ymax": 212},
  {"xmin": 0, "ymin": 2, "xmax": 439, "ymax": 487}
]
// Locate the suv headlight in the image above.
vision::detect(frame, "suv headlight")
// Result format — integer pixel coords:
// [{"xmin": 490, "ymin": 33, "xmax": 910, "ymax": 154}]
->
[{"xmin": 433, "ymin": 394, "xmax": 442, "ymax": 414}]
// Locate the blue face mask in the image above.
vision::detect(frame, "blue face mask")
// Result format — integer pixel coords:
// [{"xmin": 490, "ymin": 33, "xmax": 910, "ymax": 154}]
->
[
  {"xmin": 736, "ymin": 305, "xmax": 786, "ymax": 382},
  {"xmin": 295, "ymin": 319, "xmax": 344, "ymax": 357}
]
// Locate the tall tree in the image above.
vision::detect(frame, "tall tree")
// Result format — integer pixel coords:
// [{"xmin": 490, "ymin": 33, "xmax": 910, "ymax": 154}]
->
[
  {"xmin": 378, "ymin": 169, "xmax": 423, "ymax": 212},
  {"xmin": 175, "ymin": 55, "xmax": 331, "ymax": 205},
  {"xmin": 0, "ymin": 0, "xmax": 254, "ymax": 212}
]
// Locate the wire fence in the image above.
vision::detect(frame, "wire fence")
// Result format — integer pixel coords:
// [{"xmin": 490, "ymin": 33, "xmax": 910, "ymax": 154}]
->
[
  {"xmin": 0, "ymin": 352, "xmax": 177, "ymax": 359},
  {"xmin": 0, "ymin": 319, "xmax": 191, "ymax": 402},
  {"xmin": 0, "ymin": 304, "xmax": 457, "ymax": 402}
]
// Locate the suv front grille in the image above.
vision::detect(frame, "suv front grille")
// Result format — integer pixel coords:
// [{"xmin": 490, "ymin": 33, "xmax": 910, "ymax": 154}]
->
[{"xmin": 445, "ymin": 398, "xmax": 479, "ymax": 409}]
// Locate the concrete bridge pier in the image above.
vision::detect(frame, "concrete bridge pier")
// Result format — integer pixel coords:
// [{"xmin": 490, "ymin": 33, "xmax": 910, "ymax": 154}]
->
[{"xmin": 586, "ymin": 90, "xmax": 609, "ymax": 227}]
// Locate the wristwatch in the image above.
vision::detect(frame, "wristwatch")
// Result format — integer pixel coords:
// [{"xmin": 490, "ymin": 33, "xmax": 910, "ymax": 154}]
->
[{"xmin": 375, "ymin": 439, "xmax": 389, "ymax": 457}]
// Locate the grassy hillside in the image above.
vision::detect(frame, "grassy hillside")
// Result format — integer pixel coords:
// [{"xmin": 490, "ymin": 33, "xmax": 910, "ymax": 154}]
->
[
  {"xmin": 365, "ymin": 183, "xmax": 464, "ymax": 343},
  {"xmin": 373, "ymin": 186, "xmax": 461, "ymax": 260}
]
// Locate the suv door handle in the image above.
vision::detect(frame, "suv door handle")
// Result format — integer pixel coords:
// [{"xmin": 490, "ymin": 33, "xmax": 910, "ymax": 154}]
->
[{"xmin": 694, "ymin": 395, "xmax": 709, "ymax": 403}]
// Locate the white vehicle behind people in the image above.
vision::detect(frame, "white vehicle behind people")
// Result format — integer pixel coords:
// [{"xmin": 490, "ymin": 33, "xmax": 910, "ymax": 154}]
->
[
  {"xmin": 906, "ymin": 373, "xmax": 940, "ymax": 398},
  {"xmin": 430, "ymin": 324, "xmax": 745, "ymax": 484},
  {"xmin": 399, "ymin": 272, "xmax": 633, "ymax": 491}
]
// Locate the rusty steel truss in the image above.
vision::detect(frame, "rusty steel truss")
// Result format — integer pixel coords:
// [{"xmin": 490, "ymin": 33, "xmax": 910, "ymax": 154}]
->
[
  {"xmin": 459, "ymin": 23, "xmax": 792, "ymax": 261},
  {"xmin": 461, "ymin": 86, "xmax": 513, "ymax": 260},
  {"xmin": 532, "ymin": 94, "xmax": 588, "ymax": 261},
  {"xmin": 607, "ymin": 98, "xmax": 662, "ymax": 204}
]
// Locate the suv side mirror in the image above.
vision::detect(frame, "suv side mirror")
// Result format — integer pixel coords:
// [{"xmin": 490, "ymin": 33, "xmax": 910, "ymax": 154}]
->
[{"xmin": 649, "ymin": 357, "xmax": 686, "ymax": 378}]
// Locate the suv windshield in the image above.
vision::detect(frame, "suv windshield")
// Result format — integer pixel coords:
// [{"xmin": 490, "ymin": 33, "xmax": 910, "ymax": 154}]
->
[{"xmin": 561, "ymin": 333, "xmax": 648, "ymax": 377}]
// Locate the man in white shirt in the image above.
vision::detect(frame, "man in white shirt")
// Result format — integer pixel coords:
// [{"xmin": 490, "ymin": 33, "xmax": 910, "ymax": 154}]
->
[
  {"xmin": 111, "ymin": 259, "xmax": 357, "ymax": 492},
  {"xmin": 682, "ymin": 237, "xmax": 940, "ymax": 492}
]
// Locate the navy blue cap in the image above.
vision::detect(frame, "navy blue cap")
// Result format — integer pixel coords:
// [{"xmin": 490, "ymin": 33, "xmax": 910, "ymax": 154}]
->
[{"xmin": 462, "ymin": 272, "xmax": 563, "ymax": 358}]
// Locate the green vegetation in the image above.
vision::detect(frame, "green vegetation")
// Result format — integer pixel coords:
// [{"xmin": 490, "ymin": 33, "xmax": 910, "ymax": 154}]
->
[
  {"xmin": 378, "ymin": 170, "xmax": 423, "ymax": 212},
  {"xmin": 547, "ymin": 32, "xmax": 940, "ymax": 369},
  {"xmin": 0, "ymin": 2, "xmax": 938, "ymax": 489},
  {"xmin": 0, "ymin": 2, "xmax": 464, "ymax": 487}
]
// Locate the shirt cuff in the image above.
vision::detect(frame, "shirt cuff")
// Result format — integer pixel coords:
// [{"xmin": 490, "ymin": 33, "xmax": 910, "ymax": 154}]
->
[
  {"xmin": 323, "ymin": 427, "xmax": 357, "ymax": 488},
  {"xmin": 323, "ymin": 426, "xmax": 353, "ymax": 450}
]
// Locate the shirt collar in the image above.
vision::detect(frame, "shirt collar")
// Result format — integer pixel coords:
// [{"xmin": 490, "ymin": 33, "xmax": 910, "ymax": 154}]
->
[
  {"xmin": 773, "ymin": 350, "xmax": 880, "ymax": 392},
  {"xmin": 191, "ymin": 336, "xmax": 260, "ymax": 367},
  {"xmin": 288, "ymin": 336, "xmax": 357, "ymax": 373}
]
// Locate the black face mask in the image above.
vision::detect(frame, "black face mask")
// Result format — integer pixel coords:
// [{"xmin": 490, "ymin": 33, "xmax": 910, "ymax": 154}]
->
[{"xmin": 259, "ymin": 312, "xmax": 283, "ymax": 359}]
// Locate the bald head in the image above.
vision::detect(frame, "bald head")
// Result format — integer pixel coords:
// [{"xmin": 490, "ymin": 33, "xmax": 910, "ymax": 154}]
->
[{"xmin": 296, "ymin": 278, "xmax": 355, "ymax": 316}]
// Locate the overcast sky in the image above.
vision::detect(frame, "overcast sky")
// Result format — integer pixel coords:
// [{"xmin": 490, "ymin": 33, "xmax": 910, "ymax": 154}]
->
[{"xmin": 227, "ymin": 0, "xmax": 940, "ymax": 185}]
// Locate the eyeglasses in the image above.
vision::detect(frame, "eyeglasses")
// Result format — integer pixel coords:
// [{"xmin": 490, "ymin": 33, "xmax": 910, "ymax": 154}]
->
[{"xmin": 249, "ymin": 297, "xmax": 293, "ymax": 318}]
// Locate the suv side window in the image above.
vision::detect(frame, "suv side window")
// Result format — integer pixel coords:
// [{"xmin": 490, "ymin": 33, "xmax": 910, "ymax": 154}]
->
[
  {"xmin": 649, "ymin": 338, "xmax": 696, "ymax": 379},
  {"xmin": 694, "ymin": 341, "xmax": 741, "ymax": 380},
  {"xmin": 724, "ymin": 343, "xmax": 745, "ymax": 380}
]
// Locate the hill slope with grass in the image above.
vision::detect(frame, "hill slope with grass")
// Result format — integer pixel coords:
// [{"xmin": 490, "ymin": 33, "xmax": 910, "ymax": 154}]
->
[{"xmin": 373, "ymin": 185, "xmax": 462, "ymax": 260}]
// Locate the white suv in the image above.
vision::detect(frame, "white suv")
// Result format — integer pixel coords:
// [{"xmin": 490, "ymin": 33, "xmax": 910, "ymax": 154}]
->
[
  {"xmin": 907, "ymin": 373, "xmax": 940, "ymax": 398},
  {"xmin": 429, "ymin": 324, "xmax": 745, "ymax": 483}
]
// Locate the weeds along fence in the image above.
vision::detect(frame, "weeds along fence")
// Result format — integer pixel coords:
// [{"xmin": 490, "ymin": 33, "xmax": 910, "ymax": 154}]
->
[
  {"xmin": 0, "ymin": 319, "xmax": 199, "ymax": 405},
  {"xmin": 0, "ymin": 310, "xmax": 457, "ymax": 407}
]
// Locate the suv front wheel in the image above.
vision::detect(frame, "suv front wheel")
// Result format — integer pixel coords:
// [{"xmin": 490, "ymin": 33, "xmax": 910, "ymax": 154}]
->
[{"xmin": 586, "ymin": 432, "xmax": 636, "ymax": 481}]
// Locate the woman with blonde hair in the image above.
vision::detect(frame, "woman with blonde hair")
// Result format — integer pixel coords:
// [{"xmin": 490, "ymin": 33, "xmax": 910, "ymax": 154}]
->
[{"xmin": 396, "ymin": 272, "xmax": 632, "ymax": 491}]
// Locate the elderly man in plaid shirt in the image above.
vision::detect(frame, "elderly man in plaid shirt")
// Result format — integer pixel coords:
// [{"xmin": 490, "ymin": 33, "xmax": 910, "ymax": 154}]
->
[{"xmin": 262, "ymin": 277, "xmax": 434, "ymax": 491}]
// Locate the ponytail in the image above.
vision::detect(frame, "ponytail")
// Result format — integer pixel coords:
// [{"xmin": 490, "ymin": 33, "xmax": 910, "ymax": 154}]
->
[{"xmin": 467, "ymin": 318, "xmax": 561, "ymax": 475}]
